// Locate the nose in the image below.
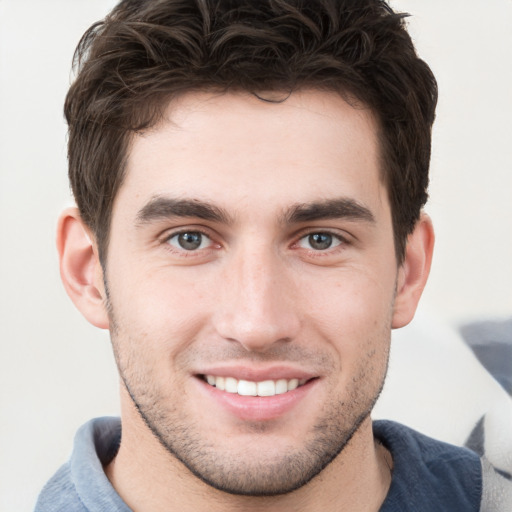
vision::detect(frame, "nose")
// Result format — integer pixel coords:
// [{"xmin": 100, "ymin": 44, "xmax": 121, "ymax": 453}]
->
[{"xmin": 213, "ymin": 245, "xmax": 301, "ymax": 353}]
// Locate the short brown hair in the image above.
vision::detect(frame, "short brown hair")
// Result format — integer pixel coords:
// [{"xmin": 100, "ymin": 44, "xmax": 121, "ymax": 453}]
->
[{"xmin": 65, "ymin": 0, "xmax": 437, "ymax": 264}]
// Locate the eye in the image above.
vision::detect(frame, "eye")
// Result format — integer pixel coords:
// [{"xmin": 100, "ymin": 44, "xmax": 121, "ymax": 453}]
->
[
  {"xmin": 167, "ymin": 231, "xmax": 212, "ymax": 251},
  {"xmin": 297, "ymin": 232, "xmax": 343, "ymax": 251}
]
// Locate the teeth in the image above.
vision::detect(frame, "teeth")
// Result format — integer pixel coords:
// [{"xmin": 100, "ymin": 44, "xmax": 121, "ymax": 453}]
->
[
  {"xmin": 238, "ymin": 380, "xmax": 257, "ymax": 396},
  {"xmin": 287, "ymin": 378, "xmax": 299, "ymax": 391},
  {"xmin": 225, "ymin": 377, "xmax": 238, "ymax": 393},
  {"xmin": 205, "ymin": 375, "xmax": 308, "ymax": 396},
  {"xmin": 275, "ymin": 379, "xmax": 288, "ymax": 394},
  {"xmin": 216, "ymin": 376, "xmax": 225, "ymax": 391},
  {"xmin": 257, "ymin": 380, "xmax": 275, "ymax": 396}
]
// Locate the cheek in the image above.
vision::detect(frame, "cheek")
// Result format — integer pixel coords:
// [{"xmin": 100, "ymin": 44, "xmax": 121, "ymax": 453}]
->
[
  {"xmin": 115, "ymin": 257, "xmax": 208, "ymax": 309},
  {"xmin": 299, "ymin": 268, "xmax": 395, "ymax": 365},
  {"xmin": 303, "ymin": 265, "xmax": 396, "ymax": 322},
  {"xmin": 108, "ymin": 266, "xmax": 214, "ymax": 358}
]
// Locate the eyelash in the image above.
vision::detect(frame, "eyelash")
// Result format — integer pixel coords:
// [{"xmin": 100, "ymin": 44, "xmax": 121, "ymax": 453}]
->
[
  {"xmin": 293, "ymin": 230, "xmax": 349, "ymax": 254},
  {"xmin": 161, "ymin": 228, "xmax": 349, "ymax": 258},
  {"xmin": 162, "ymin": 228, "xmax": 217, "ymax": 255}
]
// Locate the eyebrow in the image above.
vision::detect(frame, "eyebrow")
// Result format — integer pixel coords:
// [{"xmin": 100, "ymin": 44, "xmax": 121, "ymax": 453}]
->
[
  {"xmin": 135, "ymin": 195, "xmax": 375, "ymax": 227},
  {"xmin": 136, "ymin": 196, "xmax": 232, "ymax": 225},
  {"xmin": 284, "ymin": 198, "xmax": 376, "ymax": 224}
]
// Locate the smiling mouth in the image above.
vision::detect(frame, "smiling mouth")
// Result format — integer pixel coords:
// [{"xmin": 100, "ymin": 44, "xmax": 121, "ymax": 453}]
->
[{"xmin": 200, "ymin": 375, "xmax": 311, "ymax": 397}]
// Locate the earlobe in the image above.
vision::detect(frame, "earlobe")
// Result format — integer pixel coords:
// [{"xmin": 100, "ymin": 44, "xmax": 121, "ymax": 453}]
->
[
  {"xmin": 57, "ymin": 207, "xmax": 110, "ymax": 329},
  {"xmin": 392, "ymin": 213, "xmax": 435, "ymax": 329}
]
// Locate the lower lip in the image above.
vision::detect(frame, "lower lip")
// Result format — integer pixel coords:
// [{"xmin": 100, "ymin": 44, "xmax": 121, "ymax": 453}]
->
[{"xmin": 196, "ymin": 378, "xmax": 317, "ymax": 422}]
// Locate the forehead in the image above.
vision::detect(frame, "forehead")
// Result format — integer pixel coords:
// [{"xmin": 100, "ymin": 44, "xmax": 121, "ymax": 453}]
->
[{"xmin": 117, "ymin": 90, "xmax": 387, "ymax": 220}]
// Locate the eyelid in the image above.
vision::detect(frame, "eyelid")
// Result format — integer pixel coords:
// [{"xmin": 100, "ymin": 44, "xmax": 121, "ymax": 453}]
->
[
  {"xmin": 160, "ymin": 225, "xmax": 221, "ymax": 253},
  {"xmin": 161, "ymin": 224, "xmax": 215, "ymax": 240},
  {"xmin": 294, "ymin": 228, "xmax": 350, "ymax": 244},
  {"xmin": 297, "ymin": 232, "xmax": 343, "ymax": 249},
  {"xmin": 167, "ymin": 231, "xmax": 213, "ymax": 251}
]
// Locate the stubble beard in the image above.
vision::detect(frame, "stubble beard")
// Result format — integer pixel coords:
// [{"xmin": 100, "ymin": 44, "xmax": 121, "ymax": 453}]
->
[
  {"xmin": 111, "ymin": 342, "xmax": 389, "ymax": 495},
  {"xmin": 105, "ymin": 287, "xmax": 391, "ymax": 496},
  {"xmin": 118, "ymin": 366, "xmax": 387, "ymax": 497}
]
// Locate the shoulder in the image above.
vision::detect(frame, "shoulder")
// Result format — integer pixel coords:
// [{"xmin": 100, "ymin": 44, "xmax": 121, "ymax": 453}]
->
[
  {"xmin": 34, "ymin": 417, "xmax": 127, "ymax": 512},
  {"xmin": 375, "ymin": 420, "xmax": 482, "ymax": 511},
  {"xmin": 34, "ymin": 462, "xmax": 87, "ymax": 512}
]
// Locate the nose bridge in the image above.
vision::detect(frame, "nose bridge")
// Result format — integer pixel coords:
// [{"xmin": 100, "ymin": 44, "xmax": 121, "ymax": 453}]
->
[{"xmin": 214, "ymin": 240, "xmax": 299, "ymax": 351}]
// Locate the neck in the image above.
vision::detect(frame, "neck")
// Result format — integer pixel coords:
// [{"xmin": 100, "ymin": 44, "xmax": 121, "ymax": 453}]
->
[{"xmin": 105, "ymin": 392, "xmax": 392, "ymax": 512}]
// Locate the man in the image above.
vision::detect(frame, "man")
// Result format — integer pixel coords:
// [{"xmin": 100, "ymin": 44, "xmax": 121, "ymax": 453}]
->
[{"xmin": 34, "ymin": 0, "xmax": 510, "ymax": 510}]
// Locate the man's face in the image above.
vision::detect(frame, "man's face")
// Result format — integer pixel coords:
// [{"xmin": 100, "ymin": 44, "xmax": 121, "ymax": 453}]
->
[{"xmin": 105, "ymin": 90, "xmax": 398, "ymax": 495}]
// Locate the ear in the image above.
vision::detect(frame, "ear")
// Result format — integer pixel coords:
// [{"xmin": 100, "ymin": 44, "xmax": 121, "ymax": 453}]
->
[
  {"xmin": 57, "ymin": 207, "xmax": 109, "ymax": 329},
  {"xmin": 392, "ymin": 213, "xmax": 435, "ymax": 329}
]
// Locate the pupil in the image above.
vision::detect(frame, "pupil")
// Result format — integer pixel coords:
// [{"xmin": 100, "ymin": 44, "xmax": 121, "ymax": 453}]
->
[
  {"xmin": 178, "ymin": 232, "xmax": 202, "ymax": 250},
  {"xmin": 309, "ymin": 233, "xmax": 332, "ymax": 250}
]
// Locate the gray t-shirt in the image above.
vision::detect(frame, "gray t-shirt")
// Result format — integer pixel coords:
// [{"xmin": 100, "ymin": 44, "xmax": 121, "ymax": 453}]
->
[{"xmin": 34, "ymin": 417, "xmax": 508, "ymax": 511}]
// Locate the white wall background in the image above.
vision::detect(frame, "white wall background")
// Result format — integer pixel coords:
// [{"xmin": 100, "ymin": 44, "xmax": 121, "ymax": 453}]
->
[{"xmin": 0, "ymin": 1, "xmax": 510, "ymax": 510}]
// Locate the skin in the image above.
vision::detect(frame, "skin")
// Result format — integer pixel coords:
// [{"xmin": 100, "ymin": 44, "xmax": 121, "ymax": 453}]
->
[{"xmin": 58, "ymin": 90, "xmax": 434, "ymax": 511}]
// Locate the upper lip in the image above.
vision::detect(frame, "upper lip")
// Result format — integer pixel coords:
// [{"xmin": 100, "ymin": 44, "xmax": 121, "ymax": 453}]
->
[{"xmin": 195, "ymin": 365, "xmax": 317, "ymax": 382}]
